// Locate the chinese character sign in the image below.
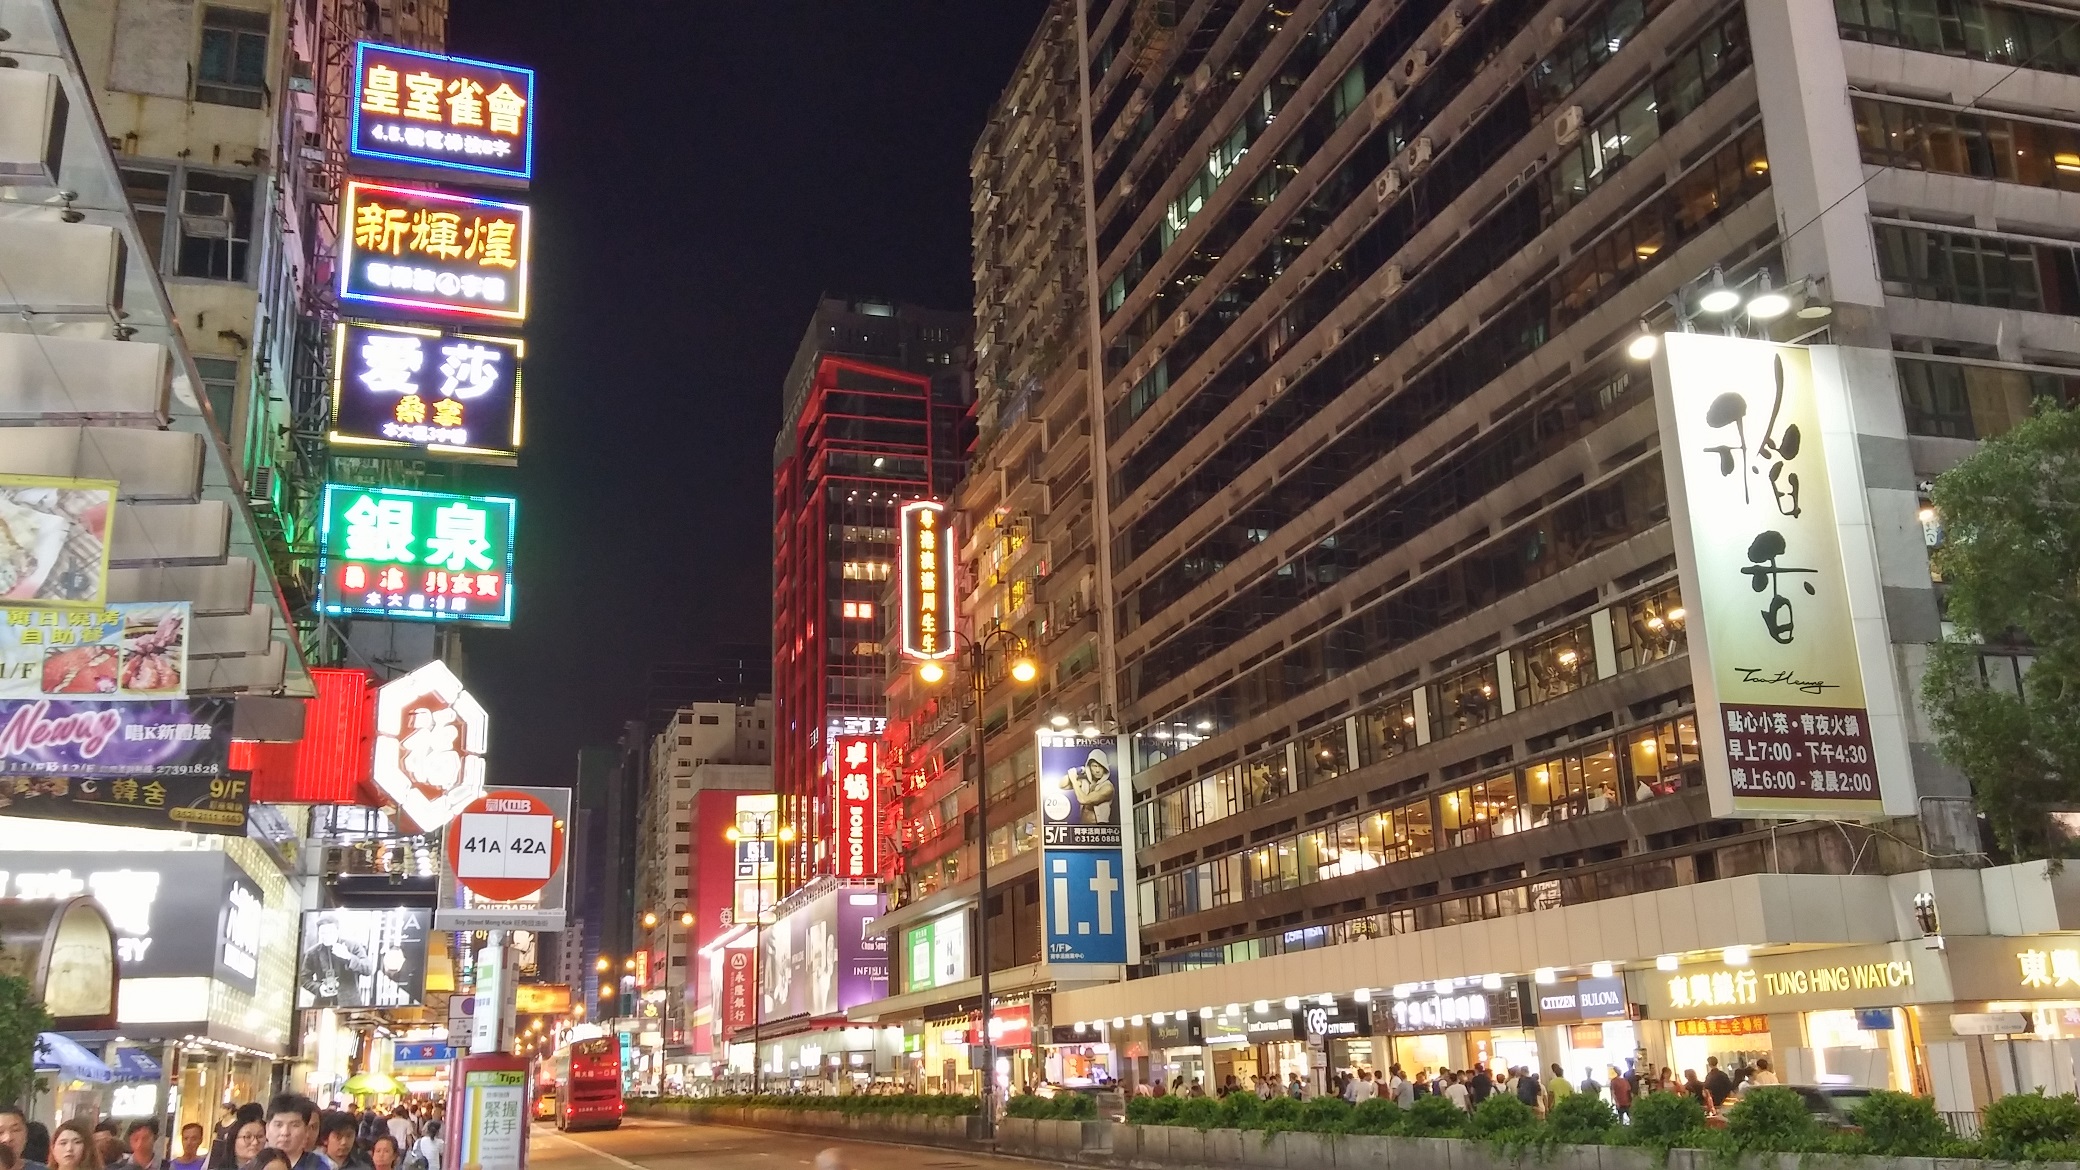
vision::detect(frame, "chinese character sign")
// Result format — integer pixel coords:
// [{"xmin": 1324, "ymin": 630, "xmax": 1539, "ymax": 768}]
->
[
  {"xmin": 318, "ymin": 484, "xmax": 516, "ymax": 625},
  {"xmin": 373, "ymin": 660, "xmax": 489, "ymax": 833},
  {"xmin": 0, "ymin": 602, "xmax": 190, "ymax": 699},
  {"xmin": 331, "ymin": 323, "xmax": 522, "ymax": 457},
  {"xmin": 832, "ymin": 735, "xmax": 877, "ymax": 881},
  {"xmin": 899, "ymin": 502, "xmax": 954, "ymax": 660},
  {"xmin": 1038, "ymin": 732, "xmax": 1130, "ymax": 965},
  {"xmin": 339, "ymin": 182, "xmax": 530, "ymax": 322},
  {"xmin": 352, "ymin": 43, "xmax": 535, "ymax": 181},
  {"xmin": 1652, "ymin": 336, "xmax": 1883, "ymax": 818}
]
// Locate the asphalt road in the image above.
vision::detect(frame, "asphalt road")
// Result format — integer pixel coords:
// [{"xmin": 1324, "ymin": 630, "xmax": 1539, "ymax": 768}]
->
[{"xmin": 533, "ymin": 1116, "xmax": 1049, "ymax": 1170}]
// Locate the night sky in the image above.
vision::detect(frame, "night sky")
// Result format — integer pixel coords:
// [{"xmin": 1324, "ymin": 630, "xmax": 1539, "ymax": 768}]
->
[{"xmin": 444, "ymin": 3, "xmax": 1050, "ymax": 779}]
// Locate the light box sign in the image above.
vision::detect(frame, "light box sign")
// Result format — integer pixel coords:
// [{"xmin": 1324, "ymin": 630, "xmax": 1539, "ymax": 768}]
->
[
  {"xmin": 318, "ymin": 484, "xmax": 516, "ymax": 625},
  {"xmin": 832, "ymin": 736, "xmax": 876, "ymax": 881},
  {"xmin": 1037, "ymin": 733, "xmax": 1127, "ymax": 966},
  {"xmin": 351, "ymin": 42, "xmax": 535, "ymax": 182},
  {"xmin": 1, "ymin": 603, "xmax": 189, "ymax": 699},
  {"xmin": 340, "ymin": 181, "xmax": 530, "ymax": 322},
  {"xmin": 1651, "ymin": 336, "xmax": 1893, "ymax": 819},
  {"xmin": 331, "ymin": 322, "xmax": 522, "ymax": 457},
  {"xmin": 372, "ymin": 660, "xmax": 488, "ymax": 833},
  {"xmin": 898, "ymin": 502, "xmax": 953, "ymax": 660}
]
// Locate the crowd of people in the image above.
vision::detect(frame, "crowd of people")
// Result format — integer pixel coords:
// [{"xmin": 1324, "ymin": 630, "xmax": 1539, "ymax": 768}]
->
[
  {"xmin": 1142, "ymin": 1054, "xmax": 1780, "ymax": 1117},
  {"xmin": 0, "ymin": 1096, "xmax": 447, "ymax": 1170}
]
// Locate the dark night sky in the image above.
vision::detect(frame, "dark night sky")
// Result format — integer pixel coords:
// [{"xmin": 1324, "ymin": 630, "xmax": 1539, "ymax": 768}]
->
[{"xmin": 444, "ymin": 4, "xmax": 1049, "ymax": 779}]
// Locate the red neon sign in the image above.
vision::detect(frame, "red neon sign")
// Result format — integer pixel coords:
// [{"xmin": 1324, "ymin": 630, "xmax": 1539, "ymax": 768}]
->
[{"xmin": 833, "ymin": 736, "xmax": 877, "ymax": 881}]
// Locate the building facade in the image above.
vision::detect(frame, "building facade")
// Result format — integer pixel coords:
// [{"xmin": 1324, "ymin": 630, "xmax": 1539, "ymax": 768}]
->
[
  {"xmin": 848, "ymin": 0, "xmax": 2080, "ymax": 1111},
  {"xmin": 771, "ymin": 298, "xmax": 972, "ymax": 893}
]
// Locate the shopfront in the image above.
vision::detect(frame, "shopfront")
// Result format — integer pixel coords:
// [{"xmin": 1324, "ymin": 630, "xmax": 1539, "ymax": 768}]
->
[
  {"xmin": 1376, "ymin": 981, "xmax": 1535, "ymax": 1075},
  {"xmin": 1536, "ymin": 976, "xmax": 1639, "ymax": 1082},
  {"xmin": 1044, "ymin": 1024, "xmax": 1116, "ymax": 1087},
  {"xmin": 1644, "ymin": 944, "xmax": 1930, "ymax": 1091},
  {"xmin": 1299, "ymin": 996, "xmax": 1375, "ymax": 1090}
]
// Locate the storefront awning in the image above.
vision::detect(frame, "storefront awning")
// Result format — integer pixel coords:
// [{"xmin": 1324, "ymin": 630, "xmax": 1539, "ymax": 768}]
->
[{"xmin": 34, "ymin": 1033, "xmax": 112, "ymax": 1083}]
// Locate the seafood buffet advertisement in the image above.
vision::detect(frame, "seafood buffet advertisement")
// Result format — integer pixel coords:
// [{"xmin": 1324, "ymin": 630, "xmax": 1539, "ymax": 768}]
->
[{"xmin": 0, "ymin": 602, "xmax": 190, "ymax": 699}]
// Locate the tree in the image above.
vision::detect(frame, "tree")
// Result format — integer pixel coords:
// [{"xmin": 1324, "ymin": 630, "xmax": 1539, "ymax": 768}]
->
[
  {"xmin": 0, "ymin": 969, "xmax": 50, "ymax": 1110},
  {"xmin": 1922, "ymin": 404, "xmax": 2080, "ymax": 859}
]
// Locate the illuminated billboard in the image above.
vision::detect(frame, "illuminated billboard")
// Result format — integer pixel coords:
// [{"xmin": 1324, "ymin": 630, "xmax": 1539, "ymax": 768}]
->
[
  {"xmin": 350, "ymin": 43, "xmax": 535, "ymax": 182},
  {"xmin": 898, "ymin": 501, "xmax": 953, "ymax": 660},
  {"xmin": 317, "ymin": 484, "xmax": 516, "ymax": 625},
  {"xmin": 832, "ymin": 736, "xmax": 877, "ymax": 881},
  {"xmin": 330, "ymin": 322, "xmax": 522, "ymax": 457},
  {"xmin": 373, "ymin": 660, "xmax": 487, "ymax": 833},
  {"xmin": 339, "ymin": 181, "xmax": 530, "ymax": 322}
]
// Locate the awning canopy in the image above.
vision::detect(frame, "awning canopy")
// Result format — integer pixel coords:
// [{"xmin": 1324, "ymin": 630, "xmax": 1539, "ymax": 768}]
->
[{"xmin": 33, "ymin": 1033, "xmax": 112, "ymax": 1083}]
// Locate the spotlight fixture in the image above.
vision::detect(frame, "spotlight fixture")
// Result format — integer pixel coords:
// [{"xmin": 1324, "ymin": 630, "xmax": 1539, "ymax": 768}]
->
[
  {"xmin": 1049, "ymin": 713, "xmax": 1071, "ymax": 729},
  {"xmin": 1745, "ymin": 270, "xmax": 1791, "ymax": 319},
  {"xmin": 1698, "ymin": 266, "xmax": 1741, "ymax": 313},
  {"xmin": 1626, "ymin": 320, "xmax": 1660, "ymax": 362}
]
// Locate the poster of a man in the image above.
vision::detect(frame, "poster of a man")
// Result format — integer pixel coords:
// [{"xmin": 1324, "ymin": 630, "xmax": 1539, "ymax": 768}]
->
[
  {"xmin": 297, "ymin": 909, "xmax": 428, "ymax": 1008},
  {"xmin": 1039, "ymin": 736, "xmax": 1122, "ymax": 848}
]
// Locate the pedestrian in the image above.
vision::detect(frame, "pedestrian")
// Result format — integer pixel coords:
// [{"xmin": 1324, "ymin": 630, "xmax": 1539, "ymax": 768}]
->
[
  {"xmin": 1546, "ymin": 1063, "xmax": 1573, "ymax": 1111},
  {"xmin": 50, "ymin": 1121, "xmax": 99, "ymax": 1170},
  {"xmin": 89, "ymin": 1126, "xmax": 119, "ymax": 1170},
  {"xmin": 1412, "ymin": 1069, "xmax": 1431, "ymax": 1098},
  {"xmin": 265, "ymin": 1094, "xmax": 322, "ymax": 1170},
  {"xmin": 0, "ymin": 1108, "xmax": 43, "ymax": 1170},
  {"xmin": 1468, "ymin": 1063, "xmax": 1492, "ymax": 1105},
  {"xmin": 1608, "ymin": 1066, "xmax": 1632, "ymax": 1120},
  {"xmin": 1514, "ymin": 1064, "xmax": 1542, "ymax": 1109},
  {"xmin": 169, "ymin": 1126, "xmax": 207, "ymax": 1170},
  {"xmin": 1441, "ymin": 1070, "xmax": 1470, "ymax": 1111},
  {"xmin": 352, "ymin": 1112, "xmax": 383, "ymax": 1157},
  {"xmin": 380, "ymin": 1115, "xmax": 408, "ymax": 1157},
  {"xmin": 1187, "ymin": 1078, "xmax": 1206, "ymax": 1098},
  {"xmin": 1350, "ymin": 1069, "xmax": 1378, "ymax": 1103},
  {"xmin": 1390, "ymin": 1064, "xmax": 1414, "ymax": 1108},
  {"xmin": 366, "ymin": 1139, "xmax": 398, "ymax": 1170},
  {"xmin": 1255, "ymin": 1075, "xmax": 1274, "ymax": 1101},
  {"xmin": 25, "ymin": 1125, "xmax": 47, "ymax": 1167},
  {"xmin": 1682, "ymin": 1069, "xmax": 1706, "ymax": 1103},
  {"xmin": 3, "ymin": 1142, "xmax": 20, "ymax": 1170},
  {"xmin": 1286, "ymin": 1072, "xmax": 1304, "ymax": 1100},
  {"xmin": 1702, "ymin": 1057, "xmax": 1734, "ymax": 1109},
  {"xmin": 1578, "ymin": 1069, "xmax": 1601, "ymax": 1099},
  {"xmin": 402, "ymin": 1125, "xmax": 438, "ymax": 1170},
  {"xmin": 229, "ymin": 1121, "xmax": 264, "ymax": 1170},
  {"xmin": 249, "ymin": 1151, "xmax": 291, "ymax": 1170}
]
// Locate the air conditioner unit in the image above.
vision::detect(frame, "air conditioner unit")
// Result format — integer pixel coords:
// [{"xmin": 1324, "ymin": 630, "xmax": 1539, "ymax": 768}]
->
[
  {"xmin": 1402, "ymin": 50, "xmax": 1431, "ymax": 83},
  {"xmin": 1554, "ymin": 105, "xmax": 1585, "ymax": 147},
  {"xmin": 1409, "ymin": 136, "xmax": 1435, "ymax": 168},
  {"xmin": 1375, "ymin": 264, "xmax": 1405, "ymax": 298},
  {"xmin": 1192, "ymin": 63, "xmax": 1212, "ymax": 93},
  {"xmin": 1273, "ymin": 374, "xmax": 1289, "ymax": 394},
  {"xmin": 1370, "ymin": 84, "xmax": 1397, "ymax": 123},
  {"xmin": 1173, "ymin": 311, "xmax": 1192, "ymax": 337},
  {"xmin": 1329, "ymin": 323, "xmax": 1347, "ymax": 345},
  {"xmin": 1439, "ymin": 9, "xmax": 1465, "ymax": 46},
  {"xmin": 181, "ymin": 189, "xmax": 233, "ymax": 238},
  {"xmin": 247, "ymin": 465, "xmax": 276, "ymax": 505},
  {"xmin": 1374, "ymin": 169, "xmax": 1402, "ymax": 204}
]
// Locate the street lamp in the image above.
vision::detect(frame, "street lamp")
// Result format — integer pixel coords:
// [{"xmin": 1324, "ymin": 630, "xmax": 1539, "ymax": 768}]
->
[
  {"xmin": 726, "ymin": 813, "xmax": 796, "ymax": 1095},
  {"xmin": 641, "ymin": 904, "xmax": 703, "ymax": 1083},
  {"xmin": 917, "ymin": 622, "xmax": 1038, "ymax": 1132}
]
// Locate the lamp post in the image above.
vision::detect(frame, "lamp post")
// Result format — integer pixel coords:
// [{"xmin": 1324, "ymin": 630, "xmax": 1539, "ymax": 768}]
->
[
  {"xmin": 726, "ymin": 812, "xmax": 794, "ymax": 1095},
  {"xmin": 917, "ymin": 623, "xmax": 1037, "ymax": 1134},
  {"xmin": 639, "ymin": 906, "xmax": 699, "ymax": 1090}
]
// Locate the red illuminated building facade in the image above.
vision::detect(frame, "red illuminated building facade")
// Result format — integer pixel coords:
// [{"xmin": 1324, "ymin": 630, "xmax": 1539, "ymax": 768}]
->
[{"xmin": 771, "ymin": 297, "xmax": 969, "ymax": 893}]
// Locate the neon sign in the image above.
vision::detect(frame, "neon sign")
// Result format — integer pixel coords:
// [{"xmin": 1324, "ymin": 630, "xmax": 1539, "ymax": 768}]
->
[
  {"xmin": 899, "ymin": 502, "xmax": 953, "ymax": 660},
  {"xmin": 329, "ymin": 322, "xmax": 522, "ymax": 457},
  {"xmin": 339, "ymin": 182, "xmax": 530, "ymax": 322},
  {"xmin": 833, "ymin": 736, "xmax": 876, "ymax": 881},
  {"xmin": 350, "ymin": 43, "xmax": 535, "ymax": 181},
  {"xmin": 317, "ymin": 484, "xmax": 516, "ymax": 625},
  {"xmin": 372, "ymin": 660, "xmax": 487, "ymax": 832}
]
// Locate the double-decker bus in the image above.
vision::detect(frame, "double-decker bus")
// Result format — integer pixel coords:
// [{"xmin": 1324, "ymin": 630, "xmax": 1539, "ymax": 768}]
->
[{"xmin": 546, "ymin": 1036, "xmax": 624, "ymax": 1130}]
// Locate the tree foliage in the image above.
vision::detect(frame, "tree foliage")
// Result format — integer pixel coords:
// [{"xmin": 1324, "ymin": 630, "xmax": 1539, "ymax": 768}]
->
[
  {"xmin": 0, "ymin": 971, "xmax": 50, "ymax": 1110},
  {"xmin": 1923, "ymin": 404, "xmax": 2080, "ymax": 859}
]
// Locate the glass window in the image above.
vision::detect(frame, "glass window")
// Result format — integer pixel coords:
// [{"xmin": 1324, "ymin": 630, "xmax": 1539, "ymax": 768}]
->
[
  {"xmin": 1435, "ymin": 663, "xmax": 1502, "ymax": 738},
  {"xmin": 1514, "ymin": 622, "xmax": 1595, "ymax": 708},
  {"xmin": 1357, "ymin": 693, "xmax": 1419, "ymax": 763},
  {"xmin": 120, "ymin": 168, "xmax": 171, "ymax": 268},
  {"xmin": 196, "ymin": 6, "xmax": 269, "ymax": 108},
  {"xmin": 1627, "ymin": 715, "xmax": 1703, "ymax": 800},
  {"xmin": 1301, "ymin": 722, "xmax": 1350, "ymax": 785},
  {"xmin": 1895, "ymin": 357, "xmax": 2080, "ymax": 440},
  {"xmin": 175, "ymin": 171, "xmax": 255, "ymax": 282},
  {"xmin": 1614, "ymin": 586, "xmax": 1688, "ymax": 671},
  {"xmin": 1439, "ymin": 775, "xmax": 1521, "ymax": 847},
  {"xmin": 1240, "ymin": 749, "xmax": 1287, "ymax": 808},
  {"xmin": 193, "ymin": 355, "xmax": 240, "ymax": 451}
]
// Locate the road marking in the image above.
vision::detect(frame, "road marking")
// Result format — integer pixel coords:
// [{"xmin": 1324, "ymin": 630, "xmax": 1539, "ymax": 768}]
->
[{"xmin": 537, "ymin": 1129, "xmax": 647, "ymax": 1170}]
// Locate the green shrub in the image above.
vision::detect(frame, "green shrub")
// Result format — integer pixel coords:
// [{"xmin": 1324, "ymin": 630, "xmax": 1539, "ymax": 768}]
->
[
  {"xmin": 1057, "ymin": 1092, "xmax": 1097, "ymax": 1119},
  {"xmin": 1721, "ymin": 1085, "xmax": 1824, "ymax": 1153},
  {"xmin": 1004, "ymin": 1094, "xmax": 1049, "ymax": 1119},
  {"xmin": 1220, "ymin": 1089, "xmax": 1261, "ymax": 1128},
  {"xmin": 1624, "ymin": 1090, "xmax": 1706, "ymax": 1145},
  {"xmin": 1402, "ymin": 1094, "xmax": 1466, "ymax": 1137},
  {"xmin": 1848, "ymin": 1089, "xmax": 1952, "ymax": 1156},
  {"xmin": 1346, "ymin": 1097, "xmax": 1403, "ymax": 1135},
  {"xmin": 1299, "ymin": 1094, "xmax": 1353, "ymax": 1132},
  {"xmin": 1545, "ymin": 1091, "xmax": 1619, "ymax": 1144},
  {"xmin": 1982, "ymin": 1090, "xmax": 2080, "ymax": 1160},
  {"xmin": 1254, "ymin": 1095, "xmax": 1301, "ymax": 1126},
  {"xmin": 1127, "ymin": 1094, "xmax": 1181, "ymax": 1125},
  {"xmin": 681, "ymin": 1093, "xmax": 980, "ymax": 1117},
  {"xmin": 1174, "ymin": 1095, "xmax": 1225, "ymax": 1130},
  {"xmin": 1465, "ymin": 1092, "xmax": 1538, "ymax": 1139}
]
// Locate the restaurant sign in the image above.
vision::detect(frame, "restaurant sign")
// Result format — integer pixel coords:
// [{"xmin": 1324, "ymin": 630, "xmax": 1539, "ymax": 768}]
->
[{"xmin": 351, "ymin": 43, "xmax": 535, "ymax": 182}]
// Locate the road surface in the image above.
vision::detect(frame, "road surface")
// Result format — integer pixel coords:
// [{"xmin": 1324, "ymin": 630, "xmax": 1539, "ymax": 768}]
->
[{"xmin": 534, "ymin": 1116, "xmax": 1057, "ymax": 1170}]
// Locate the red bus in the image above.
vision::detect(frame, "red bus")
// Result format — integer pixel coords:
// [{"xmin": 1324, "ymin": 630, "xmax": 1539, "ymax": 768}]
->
[{"xmin": 548, "ymin": 1037, "xmax": 624, "ymax": 1131}]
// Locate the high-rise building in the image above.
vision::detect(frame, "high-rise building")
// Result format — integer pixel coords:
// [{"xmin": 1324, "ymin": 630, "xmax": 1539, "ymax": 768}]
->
[
  {"xmin": 855, "ymin": 0, "xmax": 2080, "ymax": 1109},
  {"xmin": 771, "ymin": 297, "xmax": 971, "ymax": 892}
]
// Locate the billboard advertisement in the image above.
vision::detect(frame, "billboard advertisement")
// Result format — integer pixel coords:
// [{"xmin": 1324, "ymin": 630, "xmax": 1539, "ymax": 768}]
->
[
  {"xmin": 296, "ymin": 907, "xmax": 429, "ymax": 1009},
  {"xmin": 760, "ymin": 886, "xmax": 887, "ymax": 1020},
  {"xmin": 898, "ymin": 501, "xmax": 953, "ymax": 660},
  {"xmin": 831, "ymin": 736, "xmax": 876, "ymax": 881},
  {"xmin": 0, "ymin": 772, "xmax": 248, "ymax": 834},
  {"xmin": 330, "ymin": 322, "xmax": 522, "ymax": 458},
  {"xmin": 1, "ymin": 603, "xmax": 189, "ymax": 699},
  {"xmin": 318, "ymin": 484, "xmax": 517, "ymax": 625},
  {"xmin": 903, "ymin": 910, "xmax": 967, "ymax": 993},
  {"xmin": 0, "ymin": 475, "xmax": 115, "ymax": 607},
  {"xmin": 0, "ymin": 850, "xmax": 262, "ymax": 981},
  {"xmin": 0, "ymin": 697, "xmax": 231, "ymax": 778},
  {"xmin": 1652, "ymin": 336, "xmax": 1894, "ymax": 818},
  {"xmin": 350, "ymin": 42, "xmax": 535, "ymax": 182},
  {"xmin": 1037, "ymin": 732, "xmax": 1128, "ymax": 966},
  {"xmin": 339, "ymin": 181, "xmax": 530, "ymax": 322}
]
